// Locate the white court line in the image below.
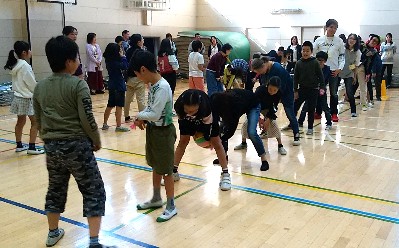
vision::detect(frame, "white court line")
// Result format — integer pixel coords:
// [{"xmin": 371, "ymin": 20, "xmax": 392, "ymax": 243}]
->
[
  {"xmin": 325, "ymin": 132, "xmax": 399, "ymax": 163},
  {"xmin": 338, "ymin": 125, "xmax": 399, "ymax": 134}
]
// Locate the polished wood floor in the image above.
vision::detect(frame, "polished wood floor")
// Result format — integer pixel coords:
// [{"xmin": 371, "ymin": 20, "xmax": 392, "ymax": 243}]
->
[{"xmin": 1, "ymin": 80, "xmax": 399, "ymax": 248}]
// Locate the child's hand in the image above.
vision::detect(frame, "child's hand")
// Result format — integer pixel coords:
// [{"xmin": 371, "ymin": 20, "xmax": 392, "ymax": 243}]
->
[
  {"xmin": 294, "ymin": 92, "xmax": 299, "ymax": 100},
  {"xmin": 134, "ymin": 119, "xmax": 146, "ymax": 130},
  {"xmin": 319, "ymin": 88, "xmax": 325, "ymax": 96}
]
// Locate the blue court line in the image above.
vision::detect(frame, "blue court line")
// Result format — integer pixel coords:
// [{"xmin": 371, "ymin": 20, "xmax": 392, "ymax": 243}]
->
[
  {"xmin": 0, "ymin": 197, "xmax": 158, "ymax": 248},
  {"xmin": 232, "ymin": 185, "xmax": 399, "ymax": 224},
  {"xmin": 1, "ymin": 138, "xmax": 398, "ymax": 224}
]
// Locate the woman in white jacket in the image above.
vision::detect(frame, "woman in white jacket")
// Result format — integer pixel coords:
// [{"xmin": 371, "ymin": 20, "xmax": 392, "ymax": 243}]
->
[
  {"xmin": 3, "ymin": 41, "xmax": 44, "ymax": 154},
  {"xmin": 380, "ymin": 33, "xmax": 396, "ymax": 88}
]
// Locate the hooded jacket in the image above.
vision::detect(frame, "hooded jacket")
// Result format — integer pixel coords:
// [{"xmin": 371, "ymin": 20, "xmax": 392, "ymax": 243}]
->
[{"xmin": 11, "ymin": 59, "xmax": 37, "ymax": 98}]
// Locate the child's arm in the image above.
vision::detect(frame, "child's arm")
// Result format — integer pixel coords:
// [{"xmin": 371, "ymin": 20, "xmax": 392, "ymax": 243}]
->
[
  {"xmin": 136, "ymin": 87, "xmax": 168, "ymax": 122},
  {"xmin": 316, "ymin": 61, "xmax": 325, "ymax": 89},
  {"xmin": 76, "ymin": 80, "xmax": 101, "ymax": 149},
  {"xmin": 32, "ymin": 88, "xmax": 42, "ymax": 132},
  {"xmin": 23, "ymin": 64, "xmax": 37, "ymax": 94}
]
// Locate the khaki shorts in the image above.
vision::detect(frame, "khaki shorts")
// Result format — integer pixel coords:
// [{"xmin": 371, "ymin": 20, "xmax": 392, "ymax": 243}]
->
[{"xmin": 145, "ymin": 123, "xmax": 176, "ymax": 175}]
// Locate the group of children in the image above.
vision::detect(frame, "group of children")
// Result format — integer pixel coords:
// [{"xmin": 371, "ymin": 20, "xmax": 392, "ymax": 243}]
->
[{"xmin": 4, "ymin": 17, "xmax": 395, "ymax": 247}]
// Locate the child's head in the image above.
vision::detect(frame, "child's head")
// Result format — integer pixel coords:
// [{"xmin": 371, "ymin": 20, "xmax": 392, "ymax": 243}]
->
[
  {"xmin": 316, "ymin": 51, "xmax": 328, "ymax": 68},
  {"xmin": 131, "ymin": 50, "xmax": 158, "ymax": 82},
  {"xmin": 301, "ymin": 41, "xmax": 313, "ymax": 59},
  {"xmin": 4, "ymin": 41, "xmax": 31, "ymax": 70},
  {"xmin": 221, "ymin": 43, "xmax": 233, "ymax": 56},
  {"xmin": 45, "ymin": 35, "xmax": 79, "ymax": 73},
  {"xmin": 103, "ymin": 43, "xmax": 121, "ymax": 62},
  {"xmin": 325, "ymin": 19, "xmax": 338, "ymax": 37},
  {"xmin": 158, "ymin": 38, "xmax": 173, "ymax": 56},
  {"xmin": 368, "ymin": 34, "xmax": 380, "ymax": 48},
  {"xmin": 251, "ymin": 56, "xmax": 270, "ymax": 74},
  {"xmin": 252, "ymin": 52, "xmax": 261, "ymax": 59},
  {"xmin": 192, "ymin": 40, "xmax": 203, "ymax": 53},
  {"xmin": 115, "ymin": 35, "xmax": 124, "ymax": 46},
  {"xmin": 180, "ymin": 90, "xmax": 202, "ymax": 116},
  {"xmin": 86, "ymin": 33, "xmax": 96, "ymax": 44},
  {"xmin": 386, "ymin": 33, "xmax": 393, "ymax": 44},
  {"xmin": 345, "ymin": 33, "xmax": 359, "ymax": 51},
  {"xmin": 277, "ymin": 46, "xmax": 284, "ymax": 56},
  {"xmin": 284, "ymin": 49, "xmax": 292, "ymax": 59},
  {"xmin": 62, "ymin": 26, "xmax": 78, "ymax": 42},
  {"xmin": 267, "ymin": 76, "xmax": 281, "ymax": 95}
]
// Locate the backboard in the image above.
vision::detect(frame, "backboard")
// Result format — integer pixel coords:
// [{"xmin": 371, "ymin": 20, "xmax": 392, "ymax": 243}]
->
[{"xmin": 37, "ymin": 0, "xmax": 77, "ymax": 5}]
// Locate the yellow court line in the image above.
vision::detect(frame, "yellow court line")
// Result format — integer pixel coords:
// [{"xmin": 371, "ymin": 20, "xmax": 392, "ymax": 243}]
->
[{"xmin": 101, "ymin": 147, "xmax": 398, "ymax": 206}]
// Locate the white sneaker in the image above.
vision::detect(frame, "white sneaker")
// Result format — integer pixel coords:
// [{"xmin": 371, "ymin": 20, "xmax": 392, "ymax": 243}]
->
[
  {"xmin": 362, "ymin": 104, "xmax": 368, "ymax": 111},
  {"xmin": 293, "ymin": 134, "xmax": 300, "ymax": 146},
  {"xmin": 325, "ymin": 125, "xmax": 332, "ymax": 130},
  {"xmin": 15, "ymin": 144, "xmax": 28, "ymax": 152},
  {"xmin": 161, "ymin": 172, "xmax": 180, "ymax": 186},
  {"xmin": 46, "ymin": 228, "xmax": 65, "ymax": 247},
  {"xmin": 137, "ymin": 200, "xmax": 163, "ymax": 210},
  {"xmin": 368, "ymin": 102, "xmax": 374, "ymax": 108},
  {"xmin": 278, "ymin": 146, "xmax": 287, "ymax": 155},
  {"xmin": 27, "ymin": 148, "xmax": 45, "ymax": 155},
  {"xmin": 234, "ymin": 143, "xmax": 247, "ymax": 150},
  {"xmin": 351, "ymin": 113, "xmax": 358, "ymax": 117},
  {"xmin": 156, "ymin": 208, "xmax": 177, "ymax": 222},
  {"xmin": 219, "ymin": 173, "xmax": 231, "ymax": 191},
  {"xmin": 306, "ymin": 129, "xmax": 313, "ymax": 135}
]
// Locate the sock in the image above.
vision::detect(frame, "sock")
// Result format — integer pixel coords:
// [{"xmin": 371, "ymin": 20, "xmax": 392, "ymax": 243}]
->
[
  {"xmin": 48, "ymin": 228, "xmax": 60, "ymax": 237},
  {"xmin": 16, "ymin": 141, "xmax": 23, "ymax": 148},
  {"xmin": 278, "ymin": 144, "xmax": 283, "ymax": 148},
  {"xmin": 222, "ymin": 168, "xmax": 228, "ymax": 174},
  {"xmin": 90, "ymin": 236, "xmax": 99, "ymax": 246},
  {"xmin": 173, "ymin": 166, "xmax": 178, "ymax": 173},
  {"xmin": 151, "ymin": 187, "xmax": 161, "ymax": 202},
  {"xmin": 29, "ymin": 143, "xmax": 36, "ymax": 150},
  {"xmin": 166, "ymin": 197, "xmax": 175, "ymax": 211}
]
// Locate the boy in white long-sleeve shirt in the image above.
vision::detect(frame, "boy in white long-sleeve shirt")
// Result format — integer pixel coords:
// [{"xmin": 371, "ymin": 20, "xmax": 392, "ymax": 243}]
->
[
  {"xmin": 313, "ymin": 19, "xmax": 345, "ymax": 122},
  {"xmin": 133, "ymin": 50, "xmax": 178, "ymax": 222}
]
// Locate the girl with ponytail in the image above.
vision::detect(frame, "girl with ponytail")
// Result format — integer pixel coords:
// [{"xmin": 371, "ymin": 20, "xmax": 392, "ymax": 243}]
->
[{"xmin": 4, "ymin": 41, "xmax": 44, "ymax": 154}]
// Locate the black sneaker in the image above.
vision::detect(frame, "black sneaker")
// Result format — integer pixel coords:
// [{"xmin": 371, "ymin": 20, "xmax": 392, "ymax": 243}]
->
[
  {"xmin": 89, "ymin": 244, "xmax": 117, "ymax": 248},
  {"xmin": 213, "ymin": 156, "xmax": 228, "ymax": 165},
  {"xmin": 260, "ymin": 160, "xmax": 269, "ymax": 171}
]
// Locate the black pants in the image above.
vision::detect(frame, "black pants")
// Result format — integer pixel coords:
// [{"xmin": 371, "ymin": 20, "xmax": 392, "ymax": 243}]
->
[
  {"xmin": 343, "ymin": 78, "xmax": 357, "ymax": 113},
  {"xmin": 162, "ymin": 71, "xmax": 177, "ymax": 95},
  {"xmin": 374, "ymin": 73, "xmax": 382, "ymax": 98},
  {"xmin": 367, "ymin": 77, "xmax": 374, "ymax": 101},
  {"xmin": 294, "ymin": 88, "xmax": 319, "ymax": 129},
  {"xmin": 382, "ymin": 64, "xmax": 393, "ymax": 87}
]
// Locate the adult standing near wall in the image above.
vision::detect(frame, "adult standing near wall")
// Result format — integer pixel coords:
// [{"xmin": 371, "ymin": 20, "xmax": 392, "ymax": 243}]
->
[
  {"xmin": 208, "ymin": 36, "xmax": 221, "ymax": 59},
  {"xmin": 85, "ymin": 33, "xmax": 104, "ymax": 95},
  {"xmin": 124, "ymin": 34, "xmax": 146, "ymax": 122},
  {"xmin": 121, "ymin": 30, "xmax": 130, "ymax": 53},
  {"xmin": 188, "ymin": 33, "xmax": 205, "ymax": 54},
  {"xmin": 313, "ymin": 19, "xmax": 345, "ymax": 122},
  {"xmin": 380, "ymin": 33, "xmax": 396, "ymax": 88},
  {"xmin": 166, "ymin": 33, "xmax": 178, "ymax": 56},
  {"xmin": 287, "ymin": 36, "xmax": 302, "ymax": 73},
  {"xmin": 63, "ymin": 26, "xmax": 84, "ymax": 79}
]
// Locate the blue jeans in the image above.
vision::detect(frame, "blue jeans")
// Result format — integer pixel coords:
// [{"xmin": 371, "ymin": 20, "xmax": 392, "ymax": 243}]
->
[
  {"xmin": 206, "ymin": 70, "xmax": 224, "ymax": 96},
  {"xmin": 282, "ymin": 99, "xmax": 300, "ymax": 135},
  {"xmin": 329, "ymin": 76, "xmax": 340, "ymax": 115},
  {"xmin": 246, "ymin": 104, "xmax": 266, "ymax": 156}
]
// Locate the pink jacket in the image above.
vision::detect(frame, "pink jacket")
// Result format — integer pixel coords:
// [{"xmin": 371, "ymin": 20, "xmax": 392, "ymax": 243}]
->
[{"xmin": 85, "ymin": 43, "xmax": 103, "ymax": 72}]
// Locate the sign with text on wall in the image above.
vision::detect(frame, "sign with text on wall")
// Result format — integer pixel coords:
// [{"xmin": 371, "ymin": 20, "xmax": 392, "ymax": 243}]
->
[{"xmin": 37, "ymin": 0, "xmax": 77, "ymax": 5}]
